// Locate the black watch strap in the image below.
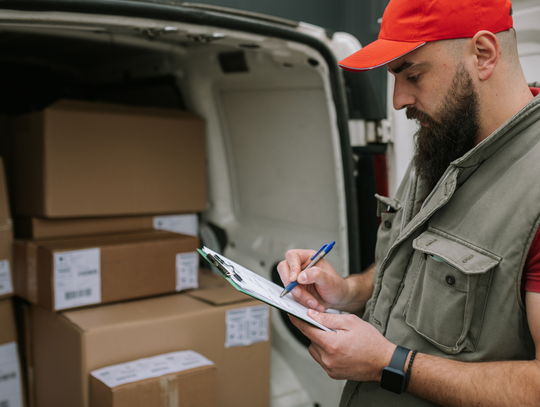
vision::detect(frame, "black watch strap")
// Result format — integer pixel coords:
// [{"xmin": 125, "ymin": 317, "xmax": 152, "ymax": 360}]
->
[{"xmin": 389, "ymin": 345, "xmax": 410, "ymax": 372}]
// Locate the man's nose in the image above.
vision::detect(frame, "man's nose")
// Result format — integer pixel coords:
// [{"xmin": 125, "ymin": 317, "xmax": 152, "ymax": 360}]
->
[{"xmin": 393, "ymin": 81, "xmax": 416, "ymax": 110}]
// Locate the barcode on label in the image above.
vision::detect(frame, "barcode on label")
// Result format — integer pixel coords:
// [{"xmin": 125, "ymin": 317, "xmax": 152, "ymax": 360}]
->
[
  {"xmin": 65, "ymin": 289, "xmax": 92, "ymax": 300},
  {"xmin": 1, "ymin": 400, "xmax": 9, "ymax": 407}
]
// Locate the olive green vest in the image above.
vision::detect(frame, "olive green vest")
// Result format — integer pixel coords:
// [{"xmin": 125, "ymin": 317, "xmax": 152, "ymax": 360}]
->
[{"xmin": 340, "ymin": 94, "xmax": 540, "ymax": 406}]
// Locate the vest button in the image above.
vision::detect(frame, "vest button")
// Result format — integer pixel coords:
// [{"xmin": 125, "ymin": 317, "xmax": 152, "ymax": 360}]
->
[
  {"xmin": 445, "ymin": 275, "xmax": 456, "ymax": 285},
  {"xmin": 384, "ymin": 220, "xmax": 392, "ymax": 229}
]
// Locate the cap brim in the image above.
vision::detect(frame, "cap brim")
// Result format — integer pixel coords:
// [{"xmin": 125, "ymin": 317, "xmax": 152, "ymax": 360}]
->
[{"xmin": 338, "ymin": 39, "xmax": 426, "ymax": 72}]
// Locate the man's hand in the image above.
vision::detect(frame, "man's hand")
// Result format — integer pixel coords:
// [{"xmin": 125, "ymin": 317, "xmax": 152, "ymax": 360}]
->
[
  {"xmin": 277, "ymin": 249, "xmax": 370, "ymax": 313},
  {"xmin": 290, "ymin": 310, "xmax": 395, "ymax": 382}
]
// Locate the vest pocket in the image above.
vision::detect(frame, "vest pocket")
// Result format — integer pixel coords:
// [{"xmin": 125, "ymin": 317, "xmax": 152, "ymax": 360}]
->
[{"xmin": 405, "ymin": 230, "xmax": 501, "ymax": 354}]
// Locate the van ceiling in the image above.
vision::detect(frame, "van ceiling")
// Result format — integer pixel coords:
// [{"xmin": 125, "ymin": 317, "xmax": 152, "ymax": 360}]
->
[{"xmin": 0, "ymin": 29, "xmax": 194, "ymax": 114}]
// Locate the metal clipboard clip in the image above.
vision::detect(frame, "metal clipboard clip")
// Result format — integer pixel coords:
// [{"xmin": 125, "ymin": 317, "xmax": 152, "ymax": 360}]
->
[{"xmin": 206, "ymin": 253, "xmax": 243, "ymax": 282}]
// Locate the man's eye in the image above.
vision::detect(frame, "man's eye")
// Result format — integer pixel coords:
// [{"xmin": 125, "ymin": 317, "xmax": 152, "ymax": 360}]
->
[{"xmin": 408, "ymin": 75, "xmax": 420, "ymax": 82}]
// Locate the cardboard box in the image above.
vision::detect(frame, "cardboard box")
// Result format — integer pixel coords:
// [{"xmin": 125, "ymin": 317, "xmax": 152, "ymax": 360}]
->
[
  {"xmin": 12, "ymin": 100, "xmax": 207, "ymax": 218},
  {"xmin": 0, "ymin": 299, "xmax": 25, "ymax": 407},
  {"xmin": 0, "ymin": 157, "xmax": 14, "ymax": 300},
  {"xmin": 15, "ymin": 214, "xmax": 198, "ymax": 240},
  {"xmin": 29, "ymin": 286, "xmax": 271, "ymax": 407},
  {"xmin": 89, "ymin": 351, "xmax": 216, "ymax": 407},
  {"xmin": 14, "ymin": 230, "xmax": 200, "ymax": 311}
]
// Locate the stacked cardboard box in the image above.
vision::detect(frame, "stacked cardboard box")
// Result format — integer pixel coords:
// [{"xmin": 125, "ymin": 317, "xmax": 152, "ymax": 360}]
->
[
  {"xmin": 8, "ymin": 100, "xmax": 271, "ymax": 407},
  {"xmin": 11, "ymin": 100, "xmax": 207, "ymax": 218},
  {"xmin": 0, "ymin": 299, "xmax": 25, "ymax": 407},
  {"xmin": 11, "ymin": 100, "xmax": 209, "ymax": 311},
  {"xmin": 14, "ymin": 230, "xmax": 200, "ymax": 311},
  {"xmin": 28, "ymin": 285, "xmax": 270, "ymax": 407}
]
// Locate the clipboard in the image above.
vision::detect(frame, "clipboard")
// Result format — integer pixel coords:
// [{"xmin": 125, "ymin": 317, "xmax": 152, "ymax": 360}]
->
[{"xmin": 198, "ymin": 247, "xmax": 333, "ymax": 332}]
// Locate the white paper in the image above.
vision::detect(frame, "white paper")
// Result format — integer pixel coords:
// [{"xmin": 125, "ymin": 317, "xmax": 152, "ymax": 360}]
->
[
  {"xmin": 0, "ymin": 342, "xmax": 24, "ymax": 407},
  {"xmin": 176, "ymin": 252, "xmax": 198, "ymax": 291},
  {"xmin": 225, "ymin": 305, "xmax": 270, "ymax": 348},
  {"xmin": 154, "ymin": 214, "xmax": 198, "ymax": 236},
  {"xmin": 54, "ymin": 248, "xmax": 101, "ymax": 310},
  {"xmin": 91, "ymin": 350, "xmax": 214, "ymax": 388},
  {"xmin": 202, "ymin": 247, "xmax": 333, "ymax": 332},
  {"xmin": 0, "ymin": 260, "xmax": 13, "ymax": 296}
]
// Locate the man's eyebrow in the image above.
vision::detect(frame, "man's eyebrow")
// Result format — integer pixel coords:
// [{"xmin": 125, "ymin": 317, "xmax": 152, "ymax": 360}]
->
[{"xmin": 388, "ymin": 61, "xmax": 427, "ymax": 74}]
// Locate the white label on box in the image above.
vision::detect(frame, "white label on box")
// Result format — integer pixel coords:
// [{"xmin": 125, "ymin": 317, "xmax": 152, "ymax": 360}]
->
[
  {"xmin": 225, "ymin": 305, "xmax": 270, "ymax": 348},
  {"xmin": 54, "ymin": 248, "xmax": 101, "ymax": 310},
  {"xmin": 0, "ymin": 342, "xmax": 24, "ymax": 407},
  {"xmin": 176, "ymin": 252, "xmax": 198, "ymax": 291},
  {"xmin": 91, "ymin": 350, "xmax": 214, "ymax": 388},
  {"xmin": 153, "ymin": 214, "xmax": 198, "ymax": 236},
  {"xmin": 0, "ymin": 260, "xmax": 13, "ymax": 296}
]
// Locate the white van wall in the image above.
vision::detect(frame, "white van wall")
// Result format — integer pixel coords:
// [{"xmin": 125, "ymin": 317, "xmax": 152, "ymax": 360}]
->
[{"xmin": 183, "ymin": 42, "xmax": 348, "ymax": 277}]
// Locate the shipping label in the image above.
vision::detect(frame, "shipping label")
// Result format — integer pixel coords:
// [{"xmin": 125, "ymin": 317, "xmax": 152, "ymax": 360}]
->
[
  {"xmin": 91, "ymin": 350, "xmax": 214, "ymax": 388},
  {"xmin": 225, "ymin": 305, "xmax": 270, "ymax": 348},
  {"xmin": 0, "ymin": 342, "xmax": 23, "ymax": 407},
  {"xmin": 176, "ymin": 252, "xmax": 198, "ymax": 291},
  {"xmin": 153, "ymin": 214, "xmax": 198, "ymax": 236},
  {"xmin": 154, "ymin": 214, "xmax": 199, "ymax": 236},
  {"xmin": 0, "ymin": 260, "xmax": 13, "ymax": 296},
  {"xmin": 54, "ymin": 248, "xmax": 101, "ymax": 310}
]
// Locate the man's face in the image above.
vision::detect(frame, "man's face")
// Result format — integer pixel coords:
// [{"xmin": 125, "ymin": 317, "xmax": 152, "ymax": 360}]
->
[{"xmin": 388, "ymin": 42, "xmax": 481, "ymax": 189}]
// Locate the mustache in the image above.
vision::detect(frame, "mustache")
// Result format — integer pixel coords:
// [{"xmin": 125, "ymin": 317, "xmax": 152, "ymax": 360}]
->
[{"xmin": 406, "ymin": 107, "xmax": 435, "ymax": 124}]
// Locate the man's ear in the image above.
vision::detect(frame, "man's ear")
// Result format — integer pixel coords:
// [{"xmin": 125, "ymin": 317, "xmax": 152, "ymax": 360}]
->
[{"xmin": 471, "ymin": 31, "xmax": 499, "ymax": 81}]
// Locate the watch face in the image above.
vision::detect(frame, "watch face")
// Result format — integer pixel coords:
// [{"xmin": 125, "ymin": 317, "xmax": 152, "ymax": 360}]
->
[{"xmin": 381, "ymin": 367, "xmax": 406, "ymax": 394}]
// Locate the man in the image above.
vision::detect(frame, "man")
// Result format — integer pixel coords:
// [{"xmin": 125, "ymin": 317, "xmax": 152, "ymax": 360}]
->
[{"xmin": 277, "ymin": 0, "xmax": 540, "ymax": 405}]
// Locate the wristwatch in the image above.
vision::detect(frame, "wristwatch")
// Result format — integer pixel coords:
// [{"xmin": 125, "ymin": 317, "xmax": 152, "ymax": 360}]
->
[{"xmin": 380, "ymin": 345, "xmax": 410, "ymax": 394}]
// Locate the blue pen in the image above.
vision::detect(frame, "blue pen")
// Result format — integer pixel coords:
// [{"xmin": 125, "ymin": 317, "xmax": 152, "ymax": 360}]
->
[{"xmin": 279, "ymin": 241, "xmax": 336, "ymax": 298}]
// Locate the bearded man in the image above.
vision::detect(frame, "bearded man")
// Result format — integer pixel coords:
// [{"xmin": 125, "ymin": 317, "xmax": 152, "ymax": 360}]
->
[{"xmin": 277, "ymin": 0, "xmax": 540, "ymax": 405}]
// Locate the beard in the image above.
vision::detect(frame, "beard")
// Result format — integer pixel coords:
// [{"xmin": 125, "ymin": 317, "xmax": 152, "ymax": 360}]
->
[{"xmin": 407, "ymin": 63, "xmax": 480, "ymax": 189}]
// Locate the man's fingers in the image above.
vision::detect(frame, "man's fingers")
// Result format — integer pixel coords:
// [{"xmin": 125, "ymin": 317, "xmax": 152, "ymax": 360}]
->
[
  {"xmin": 276, "ymin": 260, "xmax": 291, "ymax": 286},
  {"xmin": 308, "ymin": 343, "xmax": 323, "ymax": 366},
  {"xmin": 289, "ymin": 315, "xmax": 322, "ymax": 340},
  {"xmin": 307, "ymin": 309, "xmax": 353, "ymax": 331},
  {"xmin": 285, "ymin": 249, "xmax": 316, "ymax": 282},
  {"xmin": 291, "ymin": 285, "xmax": 326, "ymax": 312},
  {"xmin": 297, "ymin": 266, "xmax": 326, "ymax": 285},
  {"xmin": 289, "ymin": 314, "xmax": 336, "ymax": 347}
]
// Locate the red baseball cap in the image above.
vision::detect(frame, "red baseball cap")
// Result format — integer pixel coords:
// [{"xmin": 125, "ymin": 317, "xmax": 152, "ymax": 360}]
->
[{"xmin": 339, "ymin": 0, "xmax": 513, "ymax": 72}]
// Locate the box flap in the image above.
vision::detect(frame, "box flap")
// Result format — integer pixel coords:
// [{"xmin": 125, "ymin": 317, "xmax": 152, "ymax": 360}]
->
[
  {"xmin": 62, "ymin": 293, "xmax": 211, "ymax": 331},
  {"xmin": 186, "ymin": 285, "xmax": 251, "ymax": 306}
]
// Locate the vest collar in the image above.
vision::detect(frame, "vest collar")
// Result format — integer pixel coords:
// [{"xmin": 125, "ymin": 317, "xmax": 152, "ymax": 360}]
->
[{"xmin": 451, "ymin": 93, "xmax": 540, "ymax": 170}]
